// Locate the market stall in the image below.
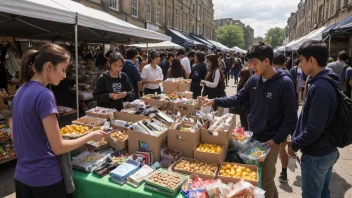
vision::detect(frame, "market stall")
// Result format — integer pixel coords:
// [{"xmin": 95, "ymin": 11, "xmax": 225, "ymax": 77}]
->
[
  {"xmin": 128, "ymin": 41, "xmax": 184, "ymax": 50},
  {"xmin": 55, "ymin": 81, "xmax": 266, "ymax": 198}
]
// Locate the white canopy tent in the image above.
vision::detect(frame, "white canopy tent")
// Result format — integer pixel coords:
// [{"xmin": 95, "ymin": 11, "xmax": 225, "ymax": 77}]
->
[
  {"xmin": 0, "ymin": 0, "xmax": 168, "ymax": 117},
  {"xmin": 208, "ymin": 40, "xmax": 230, "ymax": 51},
  {"xmin": 128, "ymin": 41, "xmax": 184, "ymax": 50},
  {"xmin": 289, "ymin": 26, "xmax": 326, "ymax": 50},
  {"xmin": 230, "ymin": 46, "xmax": 246, "ymax": 53}
]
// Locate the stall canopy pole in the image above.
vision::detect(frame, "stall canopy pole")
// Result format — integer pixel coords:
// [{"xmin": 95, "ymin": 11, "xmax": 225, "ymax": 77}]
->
[
  {"xmin": 75, "ymin": 13, "xmax": 79, "ymax": 119},
  {"xmin": 146, "ymin": 43, "xmax": 149, "ymax": 58},
  {"xmin": 328, "ymin": 35, "xmax": 332, "ymax": 56}
]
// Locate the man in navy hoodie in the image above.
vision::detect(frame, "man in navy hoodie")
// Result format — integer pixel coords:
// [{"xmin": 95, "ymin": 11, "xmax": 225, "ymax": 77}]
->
[
  {"xmin": 288, "ymin": 40, "xmax": 339, "ymax": 198},
  {"xmin": 203, "ymin": 42, "xmax": 297, "ymax": 198},
  {"xmin": 122, "ymin": 48, "xmax": 143, "ymax": 100}
]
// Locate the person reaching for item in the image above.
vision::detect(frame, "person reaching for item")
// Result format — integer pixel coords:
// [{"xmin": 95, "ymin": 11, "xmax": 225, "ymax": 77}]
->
[{"xmin": 202, "ymin": 42, "xmax": 297, "ymax": 198}]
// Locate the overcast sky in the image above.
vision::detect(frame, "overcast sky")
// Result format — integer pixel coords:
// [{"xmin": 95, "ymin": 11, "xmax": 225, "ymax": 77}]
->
[{"xmin": 213, "ymin": 0, "xmax": 300, "ymax": 37}]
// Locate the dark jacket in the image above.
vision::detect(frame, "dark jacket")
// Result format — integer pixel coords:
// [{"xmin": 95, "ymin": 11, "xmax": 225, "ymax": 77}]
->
[
  {"xmin": 214, "ymin": 70, "xmax": 298, "ymax": 144},
  {"xmin": 190, "ymin": 62, "xmax": 207, "ymax": 87},
  {"xmin": 93, "ymin": 71, "xmax": 134, "ymax": 111},
  {"xmin": 224, "ymin": 56, "xmax": 234, "ymax": 71},
  {"xmin": 122, "ymin": 60, "xmax": 141, "ymax": 100},
  {"xmin": 292, "ymin": 69, "xmax": 339, "ymax": 156},
  {"xmin": 159, "ymin": 60, "xmax": 170, "ymax": 80}
]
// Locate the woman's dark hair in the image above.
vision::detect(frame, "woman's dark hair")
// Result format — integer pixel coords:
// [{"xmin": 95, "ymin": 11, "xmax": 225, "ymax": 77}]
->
[
  {"xmin": 195, "ymin": 51, "xmax": 205, "ymax": 62},
  {"xmin": 107, "ymin": 50, "xmax": 124, "ymax": 66},
  {"xmin": 246, "ymin": 42, "xmax": 274, "ymax": 65},
  {"xmin": 169, "ymin": 59, "xmax": 186, "ymax": 78},
  {"xmin": 148, "ymin": 51, "xmax": 160, "ymax": 64},
  {"xmin": 297, "ymin": 40, "xmax": 328, "ymax": 67},
  {"xmin": 238, "ymin": 69, "xmax": 251, "ymax": 88},
  {"xmin": 205, "ymin": 54, "xmax": 225, "ymax": 83},
  {"xmin": 20, "ymin": 43, "xmax": 70, "ymax": 84},
  {"xmin": 126, "ymin": 48, "xmax": 137, "ymax": 59},
  {"xmin": 217, "ymin": 52, "xmax": 223, "ymax": 59}
]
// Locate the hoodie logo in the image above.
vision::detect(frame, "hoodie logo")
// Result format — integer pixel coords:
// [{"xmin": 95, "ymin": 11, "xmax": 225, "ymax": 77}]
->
[
  {"xmin": 266, "ymin": 92, "xmax": 272, "ymax": 99},
  {"xmin": 112, "ymin": 83, "xmax": 122, "ymax": 92},
  {"xmin": 253, "ymin": 87, "xmax": 257, "ymax": 90}
]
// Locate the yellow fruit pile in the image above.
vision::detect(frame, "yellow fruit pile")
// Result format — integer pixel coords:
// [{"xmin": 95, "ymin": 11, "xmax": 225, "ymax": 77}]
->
[
  {"xmin": 219, "ymin": 164, "xmax": 257, "ymax": 181},
  {"xmin": 60, "ymin": 124, "xmax": 90, "ymax": 135},
  {"xmin": 110, "ymin": 131, "xmax": 128, "ymax": 141},
  {"xmin": 175, "ymin": 159, "xmax": 217, "ymax": 175},
  {"xmin": 195, "ymin": 143, "xmax": 222, "ymax": 154}
]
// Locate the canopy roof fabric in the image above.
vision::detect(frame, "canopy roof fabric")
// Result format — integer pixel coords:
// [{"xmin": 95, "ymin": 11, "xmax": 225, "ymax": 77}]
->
[
  {"xmin": 128, "ymin": 41, "xmax": 184, "ymax": 50},
  {"xmin": 208, "ymin": 40, "xmax": 230, "ymax": 50},
  {"xmin": 0, "ymin": 0, "xmax": 169, "ymax": 43},
  {"xmin": 289, "ymin": 26, "xmax": 326, "ymax": 50},
  {"xmin": 190, "ymin": 35, "xmax": 213, "ymax": 49},
  {"xmin": 230, "ymin": 46, "xmax": 246, "ymax": 53},
  {"xmin": 167, "ymin": 28, "xmax": 203, "ymax": 48}
]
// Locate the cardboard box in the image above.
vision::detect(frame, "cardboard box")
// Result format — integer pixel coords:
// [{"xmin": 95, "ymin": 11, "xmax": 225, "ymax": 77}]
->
[
  {"xmin": 194, "ymin": 142, "xmax": 226, "ymax": 165},
  {"xmin": 170, "ymin": 157, "xmax": 219, "ymax": 179},
  {"xmin": 206, "ymin": 114, "xmax": 237, "ymax": 139},
  {"xmin": 106, "ymin": 129, "xmax": 128, "ymax": 150},
  {"xmin": 128, "ymin": 129, "xmax": 168, "ymax": 163},
  {"xmin": 162, "ymin": 81, "xmax": 191, "ymax": 94},
  {"xmin": 141, "ymin": 98, "xmax": 160, "ymax": 108},
  {"xmin": 200, "ymin": 128, "xmax": 229, "ymax": 147},
  {"xmin": 217, "ymin": 162, "xmax": 259, "ymax": 186},
  {"xmin": 158, "ymin": 101, "xmax": 174, "ymax": 112},
  {"xmin": 172, "ymin": 102, "xmax": 198, "ymax": 116},
  {"xmin": 167, "ymin": 121, "xmax": 201, "ymax": 158}
]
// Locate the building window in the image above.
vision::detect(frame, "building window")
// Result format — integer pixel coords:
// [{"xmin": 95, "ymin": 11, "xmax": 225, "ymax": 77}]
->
[
  {"xmin": 109, "ymin": 0, "xmax": 119, "ymax": 11},
  {"xmin": 131, "ymin": 0, "xmax": 138, "ymax": 17},
  {"xmin": 156, "ymin": 0, "xmax": 161, "ymax": 24},
  {"xmin": 192, "ymin": 4, "xmax": 195, "ymax": 15},
  {"xmin": 175, "ymin": 9, "xmax": 179, "ymax": 29},
  {"xmin": 325, "ymin": 0, "xmax": 329, "ymax": 19},
  {"xmin": 330, "ymin": 0, "xmax": 335, "ymax": 16},
  {"xmin": 146, "ymin": 0, "xmax": 151, "ymax": 22},
  {"xmin": 168, "ymin": 5, "xmax": 172, "ymax": 26}
]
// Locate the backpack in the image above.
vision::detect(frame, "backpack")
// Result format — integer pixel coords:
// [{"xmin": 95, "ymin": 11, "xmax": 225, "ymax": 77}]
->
[{"xmin": 315, "ymin": 76, "xmax": 352, "ymax": 148}]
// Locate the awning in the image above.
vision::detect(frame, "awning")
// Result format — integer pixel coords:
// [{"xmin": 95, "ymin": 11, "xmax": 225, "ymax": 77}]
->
[
  {"xmin": 166, "ymin": 28, "xmax": 203, "ymax": 48},
  {"xmin": 208, "ymin": 40, "xmax": 230, "ymax": 51},
  {"xmin": 230, "ymin": 46, "xmax": 246, "ymax": 53},
  {"xmin": 128, "ymin": 41, "xmax": 184, "ymax": 50},
  {"xmin": 190, "ymin": 35, "xmax": 213, "ymax": 49},
  {"xmin": 289, "ymin": 26, "xmax": 326, "ymax": 50},
  {"xmin": 0, "ymin": 0, "xmax": 169, "ymax": 43},
  {"xmin": 331, "ymin": 14, "xmax": 352, "ymax": 33}
]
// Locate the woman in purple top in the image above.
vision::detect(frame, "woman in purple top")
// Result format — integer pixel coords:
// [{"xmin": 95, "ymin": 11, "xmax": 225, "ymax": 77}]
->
[{"xmin": 12, "ymin": 44, "xmax": 107, "ymax": 198}]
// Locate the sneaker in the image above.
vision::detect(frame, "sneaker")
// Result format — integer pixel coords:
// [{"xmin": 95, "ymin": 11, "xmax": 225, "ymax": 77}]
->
[{"xmin": 278, "ymin": 171, "xmax": 287, "ymax": 183}]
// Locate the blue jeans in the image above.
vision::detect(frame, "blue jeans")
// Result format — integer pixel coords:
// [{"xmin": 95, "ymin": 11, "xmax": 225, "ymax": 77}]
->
[{"xmin": 301, "ymin": 150, "xmax": 339, "ymax": 198}]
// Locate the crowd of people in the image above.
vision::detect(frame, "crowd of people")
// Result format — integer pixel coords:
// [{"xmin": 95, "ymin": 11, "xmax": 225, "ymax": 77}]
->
[{"xmin": 9, "ymin": 40, "xmax": 352, "ymax": 198}]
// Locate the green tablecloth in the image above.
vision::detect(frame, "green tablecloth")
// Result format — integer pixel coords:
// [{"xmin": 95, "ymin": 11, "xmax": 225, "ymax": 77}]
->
[
  {"xmin": 73, "ymin": 170, "xmax": 184, "ymax": 198},
  {"xmin": 73, "ymin": 166, "xmax": 262, "ymax": 198}
]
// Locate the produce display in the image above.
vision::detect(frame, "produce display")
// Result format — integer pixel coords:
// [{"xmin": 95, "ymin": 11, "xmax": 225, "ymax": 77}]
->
[
  {"xmin": 206, "ymin": 179, "xmax": 265, "ymax": 198},
  {"xmin": 148, "ymin": 170, "xmax": 182, "ymax": 189},
  {"xmin": 219, "ymin": 164, "xmax": 257, "ymax": 181},
  {"xmin": 164, "ymin": 78, "xmax": 191, "ymax": 84},
  {"xmin": 86, "ymin": 139, "xmax": 109, "ymax": 151},
  {"xmin": 239, "ymin": 142, "xmax": 271, "ymax": 165},
  {"xmin": 0, "ymin": 140, "xmax": 16, "ymax": 161},
  {"xmin": 160, "ymin": 148, "xmax": 182, "ymax": 167},
  {"xmin": 110, "ymin": 130, "xmax": 128, "ymax": 141},
  {"xmin": 73, "ymin": 117, "xmax": 106, "ymax": 126},
  {"xmin": 0, "ymin": 88, "xmax": 10, "ymax": 97},
  {"xmin": 174, "ymin": 159, "xmax": 218, "ymax": 176},
  {"xmin": 60, "ymin": 124, "xmax": 91, "ymax": 138},
  {"xmin": 0, "ymin": 125, "xmax": 11, "ymax": 141},
  {"xmin": 208, "ymin": 113, "xmax": 233, "ymax": 132},
  {"xmin": 195, "ymin": 143, "xmax": 223, "ymax": 154}
]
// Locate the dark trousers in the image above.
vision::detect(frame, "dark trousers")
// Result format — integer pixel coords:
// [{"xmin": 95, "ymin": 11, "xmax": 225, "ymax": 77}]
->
[
  {"xmin": 144, "ymin": 87, "xmax": 161, "ymax": 95},
  {"xmin": 15, "ymin": 179, "xmax": 72, "ymax": 198},
  {"xmin": 191, "ymin": 86, "xmax": 202, "ymax": 99},
  {"xmin": 224, "ymin": 70, "xmax": 230, "ymax": 85}
]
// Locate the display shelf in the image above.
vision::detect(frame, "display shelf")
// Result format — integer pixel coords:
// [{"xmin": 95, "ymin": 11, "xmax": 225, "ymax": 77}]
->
[{"xmin": 0, "ymin": 157, "xmax": 16, "ymax": 165}]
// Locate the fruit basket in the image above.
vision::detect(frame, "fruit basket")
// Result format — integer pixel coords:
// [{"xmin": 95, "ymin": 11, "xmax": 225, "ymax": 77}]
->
[
  {"xmin": 60, "ymin": 124, "xmax": 92, "ymax": 139},
  {"xmin": 171, "ymin": 157, "xmax": 219, "ymax": 179},
  {"xmin": 217, "ymin": 162, "xmax": 258, "ymax": 186}
]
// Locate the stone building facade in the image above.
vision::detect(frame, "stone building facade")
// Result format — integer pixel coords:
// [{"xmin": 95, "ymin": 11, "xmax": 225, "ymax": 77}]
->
[
  {"xmin": 73, "ymin": 0, "xmax": 215, "ymax": 40},
  {"xmin": 285, "ymin": 0, "xmax": 352, "ymax": 42}
]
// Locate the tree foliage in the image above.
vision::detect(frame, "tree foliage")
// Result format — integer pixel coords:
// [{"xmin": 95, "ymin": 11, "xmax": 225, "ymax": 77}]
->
[
  {"xmin": 264, "ymin": 27, "xmax": 285, "ymax": 48},
  {"xmin": 216, "ymin": 24, "xmax": 244, "ymax": 49},
  {"xmin": 243, "ymin": 26, "xmax": 253, "ymax": 49}
]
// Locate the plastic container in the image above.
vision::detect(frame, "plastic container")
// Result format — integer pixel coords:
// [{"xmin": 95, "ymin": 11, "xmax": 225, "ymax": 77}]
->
[
  {"xmin": 239, "ymin": 141, "xmax": 270, "ymax": 166},
  {"xmin": 229, "ymin": 131, "xmax": 253, "ymax": 152},
  {"xmin": 159, "ymin": 148, "xmax": 182, "ymax": 168}
]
